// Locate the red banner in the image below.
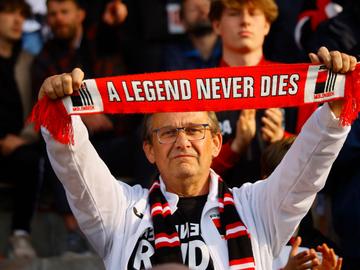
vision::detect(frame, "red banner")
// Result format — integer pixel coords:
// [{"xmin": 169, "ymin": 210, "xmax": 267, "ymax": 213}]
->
[{"xmin": 29, "ymin": 63, "xmax": 360, "ymax": 144}]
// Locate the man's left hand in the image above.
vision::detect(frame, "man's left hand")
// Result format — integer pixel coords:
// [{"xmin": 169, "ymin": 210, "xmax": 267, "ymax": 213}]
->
[{"xmin": 309, "ymin": 47, "xmax": 357, "ymax": 117}]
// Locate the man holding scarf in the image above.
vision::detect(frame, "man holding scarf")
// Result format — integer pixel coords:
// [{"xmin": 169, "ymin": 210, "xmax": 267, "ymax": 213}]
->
[{"xmin": 37, "ymin": 47, "xmax": 356, "ymax": 269}]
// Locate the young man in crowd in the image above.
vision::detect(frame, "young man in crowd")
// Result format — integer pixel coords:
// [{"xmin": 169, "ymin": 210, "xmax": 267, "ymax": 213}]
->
[
  {"xmin": 0, "ymin": 0, "xmax": 40, "ymax": 259},
  {"xmin": 163, "ymin": 0, "xmax": 222, "ymax": 71},
  {"xmin": 32, "ymin": 0, "xmax": 137, "ymax": 254},
  {"xmin": 209, "ymin": 0, "xmax": 286, "ymax": 185}
]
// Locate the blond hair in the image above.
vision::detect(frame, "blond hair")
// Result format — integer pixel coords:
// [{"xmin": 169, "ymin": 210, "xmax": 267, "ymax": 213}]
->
[{"xmin": 209, "ymin": 0, "xmax": 278, "ymax": 23}]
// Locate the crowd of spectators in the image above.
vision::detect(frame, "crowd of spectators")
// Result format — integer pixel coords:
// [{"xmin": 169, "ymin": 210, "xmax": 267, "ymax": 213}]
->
[{"xmin": 0, "ymin": 0, "xmax": 358, "ymax": 269}]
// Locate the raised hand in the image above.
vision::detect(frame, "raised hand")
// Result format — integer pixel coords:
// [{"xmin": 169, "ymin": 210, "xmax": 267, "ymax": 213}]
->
[
  {"xmin": 261, "ymin": 108, "xmax": 284, "ymax": 143},
  {"xmin": 308, "ymin": 46, "xmax": 357, "ymax": 117},
  {"xmin": 283, "ymin": 236, "xmax": 320, "ymax": 270},
  {"xmin": 230, "ymin": 109, "xmax": 256, "ymax": 154},
  {"xmin": 38, "ymin": 68, "xmax": 84, "ymax": 100}
]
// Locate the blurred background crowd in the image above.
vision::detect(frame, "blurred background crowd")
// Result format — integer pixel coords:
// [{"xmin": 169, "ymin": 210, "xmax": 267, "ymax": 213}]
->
[{"xmin": 0, "ymin": 0, "xmax": 359, "ymax": 269}]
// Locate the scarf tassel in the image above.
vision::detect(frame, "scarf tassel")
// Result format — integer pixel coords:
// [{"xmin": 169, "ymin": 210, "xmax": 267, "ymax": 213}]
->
[
  {"xmin": 28, "ymin": 96, "xmax": 74, "ymax": 144},
  {"xmin": 340, "ymin": 67, "xmax": 360, "ymax": 126}
]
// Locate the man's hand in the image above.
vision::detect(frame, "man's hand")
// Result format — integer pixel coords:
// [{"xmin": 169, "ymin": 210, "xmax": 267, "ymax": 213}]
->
[
  {"xmin": 283, "ymin": 236, "xmax": 320, "ymax": 270},
  {"xmin": 230, "ymin": 109, "xmax": 256, "ymax": 154},
  {"xmin": 0, "ymin": 134, "xmax": 27, "ymax": 156},
  {"xmin": 103, "ymin": 0, "xmax": 128, "ymax": 25},
  {"xmin": 314, "ymin": 243, "xmax": 343, "ymax": 270},
  {"xmin": 38, "ymin": 68, "xmax": 84, "ymax": 100},
  {"xmin": 308, "ymin": 47, "xmax": 357, "ymax": 117},
  {"xmin": 261, "ymin": 108, "xmax": 284, "ymax": 143}
]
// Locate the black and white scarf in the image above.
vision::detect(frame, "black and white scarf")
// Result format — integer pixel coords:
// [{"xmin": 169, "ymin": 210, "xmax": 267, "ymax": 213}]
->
[{"xmin": 148, "ymin": 177, "xmax": 255, "ymax": 269}]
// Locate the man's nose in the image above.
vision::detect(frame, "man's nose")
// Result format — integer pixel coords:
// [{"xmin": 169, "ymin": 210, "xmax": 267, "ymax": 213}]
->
[
  {"xmin": 239, "ymin": 11, "xmax": 251, "ymax": 25},
  {"xmin": 174, "ymin": 130, "xmax": 191, "ymax": 147}
]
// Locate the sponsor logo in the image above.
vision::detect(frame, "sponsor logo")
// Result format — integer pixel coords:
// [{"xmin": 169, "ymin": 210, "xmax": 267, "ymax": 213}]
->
[
  {"xmin": 314, "ymin": 66, "xmax": 336, "ymax": 99},
  {"xmin": 70, "ymin": 82, "xmax": 95, "ymax": 110}
]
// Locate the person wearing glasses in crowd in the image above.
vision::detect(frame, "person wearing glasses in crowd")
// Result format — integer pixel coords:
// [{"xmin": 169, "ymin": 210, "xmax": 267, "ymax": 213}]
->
[{"xmin": 37, "ymin": 47, "xmax": 355, "ymax": 269}]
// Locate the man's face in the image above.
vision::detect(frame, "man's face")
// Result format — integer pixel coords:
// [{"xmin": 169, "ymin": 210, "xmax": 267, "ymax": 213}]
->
[
  {"xmin": 212, "ymin": 5, "xmax": 270, "ymax": 54},
  {"xmin": 143, "ymin": 112, "xmax": 222, "ymax": 182},
  {"xmin": 182, "ymin": 0, "xmax": 212, "ymax": 36},
  {"xmin": 0, "ymin": 9, "xmax": 25, "ymax": 42},
  {"xmin": 47, "ymin": 0, "xmax": 85, "ymax": 40}
]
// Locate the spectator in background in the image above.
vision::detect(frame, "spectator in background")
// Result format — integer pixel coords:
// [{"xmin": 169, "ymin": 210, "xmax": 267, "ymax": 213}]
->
[
  {"xmin": 208, "ymin": 0, "xmax": 285, "ymax": 186},
  {"xmin": 163, "ymin": 0, "xmax": 221, "ymax": 71},
  {"xmin": 294, "ymin": 0, "xmax": 346, "ymax": 53},
  {"xmin": 22, "ymin": 0, "xmax": 47, "ymax": 55},
  {"xmin": 296, "ymin": 0, "xmax": 360, "ymax": 56},
  {"xmin": 32, "ymin": 0, "xmax": 142, "ymax": 254},
  {"xmin": 263, "ymin": 0, "xmax": 306, "ymax": 63},
  {"xmin": 0, "ymin": 0, "xmax": 41, "ymax": 259},
  {"xmin": 122, "ymin": 0, "xmax": 186, "ymax": 73}
]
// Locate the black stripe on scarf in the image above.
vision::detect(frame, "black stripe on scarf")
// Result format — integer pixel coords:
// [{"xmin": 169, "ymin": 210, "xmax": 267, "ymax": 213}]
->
[{"xmin": 148, "ymin": 178, "xmax": 255, "ymax": 269}]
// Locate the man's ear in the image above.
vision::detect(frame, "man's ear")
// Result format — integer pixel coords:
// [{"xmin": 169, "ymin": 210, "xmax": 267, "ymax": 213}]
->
[
  {"xmin": 211, "ymin": 132, "xmax": 223, "ymax": 158},
  {"xmin": 143, "ymin": 141, "xmax": 156, "ymax": 164},
  {"xmin": 212, "ymin": 20, "xmax": 221, "ymax": 35},
  {"xmin": 264, "ymin": 20, "xmax": 271, "ymax": 36},
  {"xmin": 77, "ymin": 8, "xmax": 86, "ymax": 24}
]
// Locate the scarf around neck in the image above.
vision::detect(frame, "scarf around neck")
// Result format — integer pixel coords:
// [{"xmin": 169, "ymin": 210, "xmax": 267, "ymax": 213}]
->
[{"xmin": 148, "ymin": 178, "xmax": 255, "ymax": 269}]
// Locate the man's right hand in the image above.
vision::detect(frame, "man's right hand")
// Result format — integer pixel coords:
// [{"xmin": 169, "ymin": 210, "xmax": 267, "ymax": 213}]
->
[{"xmin": 38, "ymin": 68, "xmax": 84, "ymax": 100}]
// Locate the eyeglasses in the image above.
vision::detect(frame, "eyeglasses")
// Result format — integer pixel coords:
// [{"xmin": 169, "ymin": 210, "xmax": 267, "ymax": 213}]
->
[{"xmin": 152, "ymin": 124, "xmax": 210, "ymax": 144}]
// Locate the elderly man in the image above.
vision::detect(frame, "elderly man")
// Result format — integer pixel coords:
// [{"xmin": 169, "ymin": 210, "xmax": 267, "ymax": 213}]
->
[{"xmin": 39, "ymin": 48, "xmax": 355, "ymax": 270}]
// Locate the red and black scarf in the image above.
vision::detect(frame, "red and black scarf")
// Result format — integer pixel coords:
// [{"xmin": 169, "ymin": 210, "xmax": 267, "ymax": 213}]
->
[
  {"xmin": 149, "ymin": 178, "xmax": 255, "ymax": 269},
  {"xmin": 29, "ymin": 63, "xmax": 360, "ymax": 144}
]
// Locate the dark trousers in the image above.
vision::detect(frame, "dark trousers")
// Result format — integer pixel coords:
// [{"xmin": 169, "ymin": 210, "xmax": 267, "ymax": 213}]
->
[{"xmin": 0, "ymin": 143, "xmax": 42, "ymax": 233}]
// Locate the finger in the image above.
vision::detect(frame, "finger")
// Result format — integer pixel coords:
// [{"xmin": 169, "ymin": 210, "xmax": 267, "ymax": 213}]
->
[
  {"xmin": 328, "ymin": 248, "xmax": 337, "ymax": 265},
  {"xmin": 261, "ymin": 116, "xmax": 278, "ymax": 131},
  {"xmin": 240, "ymin": 109, "xmax": 256, "ymax": 119},
  {"xmin": 339, "ymin": 53, "xmax": 351, "ymax": 73},
  {"xmin": 51, "ymin": 75, "xmax": 66, "ymax": 98},
  {"xmin": 309, "ymin": 53, "xmax": 321, "ymax": 64},
  {"xmin": 261, "ymin": 128, "xmax": 273, "ymax": 142},
  {"xmin": 61, "ymin": 73, "xmax": 74, "ymax": 95},
  {"xmin": 297, "ymin": 258, "xmax": 319, "ymax": 270},
  {"xmin": 335, "ymin": 257, "xmax": 343, "ymax": 270},
  {"xmin": 40, "ymin": 75, "xmax": 59, "ymax": 100},
  {"xmin": 297, "ymin": 250, "xmax": 317, "ymax": 265},
  {"xmin": 264, "ymin": 108, "xmax": 283, "ymax": 125},
  {"xmin": 349, "ymin": 55, "xmax": 357, "ymax": 71},
  {"xmin": 329, "ymin": 50, "xmax": 343, "ymax": 73},
  {"xmin": 71, "ymin": 68, "xmax": 84, "ymax": 90},
  {"xmin": 290, "ymin": 236, "xmax": 302, "ymax": 256},
  {"xmin": 317, "ymin": 46, "xmax": 332, "ymax": 68}
]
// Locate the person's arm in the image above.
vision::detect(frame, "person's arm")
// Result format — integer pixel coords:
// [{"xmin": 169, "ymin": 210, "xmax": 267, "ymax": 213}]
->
[
  {"xmin": 234, "ymin": 47, "xmax": 356, "ymax": 256},
  {"xmin": 39, "ymin": 69, "xmax": 146, "ymax": 258}
]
